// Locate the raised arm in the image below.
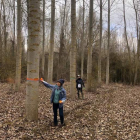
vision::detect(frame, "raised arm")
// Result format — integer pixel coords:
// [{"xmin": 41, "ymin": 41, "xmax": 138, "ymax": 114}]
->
[{"xmin": 40, "ymin": 78, "xmax": 55, "ymax": 90}]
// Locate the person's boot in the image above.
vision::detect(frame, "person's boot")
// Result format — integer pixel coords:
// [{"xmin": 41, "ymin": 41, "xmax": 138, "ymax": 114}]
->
[
  {"xmin": 59, "ymin": 123, "xmax": 66, "ymax": 128},
  {"xmin": 51, "ymin": 122, "xmax": 58, "ymax": 127}
]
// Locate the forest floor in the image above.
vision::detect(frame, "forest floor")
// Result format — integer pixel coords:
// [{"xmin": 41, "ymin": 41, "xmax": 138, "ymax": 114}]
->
[{"xmin": 0, "ymin": 82, "xmax": 140, "ymax": 140}]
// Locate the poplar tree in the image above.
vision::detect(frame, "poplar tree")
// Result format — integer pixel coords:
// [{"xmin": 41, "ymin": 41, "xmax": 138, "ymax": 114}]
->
[
  {"xmin": 26, "ymin": 0, "xmax": 40, "ymax": 121},
  {"xmin": 15, "ymin": 0, "xmax": 22, "ymax": 91},
  {"xmin": 48, "ymin": 0, "xmax": 55, "ymax": 83},
  {"xmin": 70, "ymin": 0, "xmax": 76, "ymax": 97},
  {"xmin": 87, "ymin": 0, "xmax": 93, "ymax": 91}
]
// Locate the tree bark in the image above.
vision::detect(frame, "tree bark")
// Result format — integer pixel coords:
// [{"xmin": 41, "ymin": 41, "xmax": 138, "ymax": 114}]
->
[
  {"xmin": 57, "ymin": 0, "xmax": 67, "ymax": 80},
  {"xmin": 15, "ymin": 0, "xmax": 22, "ymax": 91},
  {"xmin": 41, "ymin": 0, "xmax": 45, "ymax": 77},
  {"xmin": 70, "ymin": 0, "xmax": 76, "ymax": 98},
  {"xmin": 87, "ymin": 0, "xmax": 93, "ymax": 91},
  {"xmin": 48, "ymin": 0, "xmax": 55, "ymax": 83},
  {"xmin": 2, "ymin": 0, "xmax": 7, "ymax": 59},
  {"xmin": 98, "ymin": 0, "xmax": 102, "ymax": 85},
  {"xmin": 81, "ymin": 0, "xmax": 85, "ymax": 78},
  {"xmin": 26, "ymin": 0, "xmax": 40, "ymax": 121},
  {"xmin": 0, "ymin": 10, "xmax": 2, "ymax": 63},
  {"xmin": 106, "ymin": 0, "xmax": 110, "ymax": 85},
  {"xmin": 44, "ymin": 53, "xmax": 49, "ymax": 81},
  {"xmin": 12, "ymin": 0, "xmax": 16, "ymax": 57},
  {"xmin": 133, "ymin": 0, "xmax": 139, "ymax": 85},
  {"xmin": 57, "ymin": 28, "xmax": 65, "ymax": 79},
  {"xmin": 123, "ymin": 0, "xmax": 132, "ymax": 84}
]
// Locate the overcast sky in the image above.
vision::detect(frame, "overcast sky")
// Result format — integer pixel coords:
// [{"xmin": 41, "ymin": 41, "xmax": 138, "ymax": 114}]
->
[
  {"xmin": 24, "ymin": 0, "xmax": 139, "ymax": 50},
  {"xmin": 93, "ymin": 0, "xmax": 138, "ymax": 37}
]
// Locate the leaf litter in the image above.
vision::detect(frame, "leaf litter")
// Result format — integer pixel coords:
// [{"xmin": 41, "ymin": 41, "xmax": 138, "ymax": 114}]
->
[{"xmin": 0, "ymin": 83, "xmax": 140, "ymax": 139}]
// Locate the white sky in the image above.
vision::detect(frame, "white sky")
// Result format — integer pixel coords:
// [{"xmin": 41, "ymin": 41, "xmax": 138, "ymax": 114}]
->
[
  {"xmin": 25, "ymin": 0, "xmax": 139, "ymax": 50},
  {"xmin": 92, "ymin": 0, "xmax": 139, "ymax": 49},
  {"xmin": 93, "ymin": 0, "xmax": 138, "ymax": 36}
]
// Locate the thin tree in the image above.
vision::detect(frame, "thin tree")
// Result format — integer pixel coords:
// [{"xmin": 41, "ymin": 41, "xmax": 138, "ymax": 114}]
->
[
  {"xmin": 123, "ymin": 0, "xmax": 132, "ymax": 84},
  {"xmin": 133, "ymin": 0, "xmax": 139, "ymax": 85},
  {"xmin": 70, "ymin": 0, "xmax": 76, "ymax": 98},
  {"xmin": 106, "ymin": 0, "xmax": 110, "ymax": 85},
  {"xmin": 1, "ymin": 0, "xmax": 7, "ymax": 57},
  {"xmin": 57, "ymin": 0, "xmax": 67, "ymax": 79},
  {"xmin": 12, "ymin": 0, "xmax": 16, "ymax": 56},
  {"xmin": 15, "ymin": 0, "xmax": 22, "ymax": 91},
  {"xmin": 26, "ymin": 0, "xmax": 40, "ymax": 121},
  {"xmin": 98, "ymin": 0, "xmax": 102, "ymax": 85},
  {"xmin": 41, "ymin": 0, "xmax": 45, "ymax": 77},
  {"xmin": 87, "ymin": 0, "xmax": 93, "ymax": 91},
  {"xmin": 0, "ymin": 8, "xmax": 2, "ymax": 62},
  {"xmin": 48, "ymin": 0, "xmax": 55, "ymax": 83},
  {"xmin": 81, "ymin": 0, "xmax": 85, "ymax": 78}
]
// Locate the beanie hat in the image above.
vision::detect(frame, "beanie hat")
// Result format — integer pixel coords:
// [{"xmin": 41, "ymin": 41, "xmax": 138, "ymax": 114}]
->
[{"xmin": 57, "ymin": 79, "xmax": 65, "ymax": 86}]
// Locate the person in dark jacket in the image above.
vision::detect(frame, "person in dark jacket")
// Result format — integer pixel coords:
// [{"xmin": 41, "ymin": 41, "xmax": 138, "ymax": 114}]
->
[
  {"xmin": 76, "ymin": 75, "xmax": 85, "ymax": 99},
  {"xmin": 40, "ymin": 78, "xmax": 66, "ymax": 126}
]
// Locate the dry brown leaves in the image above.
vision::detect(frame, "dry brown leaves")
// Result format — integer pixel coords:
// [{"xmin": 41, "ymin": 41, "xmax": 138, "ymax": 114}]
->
[{"xmin": 0, "ymin": 82, "xmax": 140, "ymax": 139}]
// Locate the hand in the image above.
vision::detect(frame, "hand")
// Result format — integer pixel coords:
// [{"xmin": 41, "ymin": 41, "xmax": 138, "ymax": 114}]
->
[
  {"xmin": 59, "ymin": 100, "xmax": 63, "ymax": 104},
  {"xmin": 40, "ymin": 78, "xmax": 44, "ymax": 82}
]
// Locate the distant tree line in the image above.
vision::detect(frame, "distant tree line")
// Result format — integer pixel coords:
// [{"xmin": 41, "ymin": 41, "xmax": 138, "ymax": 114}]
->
[{"xmin": 0, "ymin": 0, "xmax": 140, "ymax": 86}]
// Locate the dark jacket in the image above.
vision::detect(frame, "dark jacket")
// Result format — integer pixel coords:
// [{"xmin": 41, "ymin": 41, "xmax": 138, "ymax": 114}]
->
[
  {"xmin": 76, "ymin": 78, "xmax": 85, "ymax": 89},
  {"xmin": 42, "ymin": 81, "xmax": 66, "ymax": 108}
]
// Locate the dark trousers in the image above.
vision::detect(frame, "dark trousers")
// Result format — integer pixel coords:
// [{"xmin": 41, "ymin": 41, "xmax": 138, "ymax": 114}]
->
[
  {"xmin": 53, "ymin": 103, "xmax": 64, "ymax": 125},
  {"xmin": 77, "ymin": 88, "xmax": 83, "ymax": 98}
]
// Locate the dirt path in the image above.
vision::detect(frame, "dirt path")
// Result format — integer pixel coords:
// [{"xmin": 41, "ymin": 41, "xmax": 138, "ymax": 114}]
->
[{"xmin": 0, "ymin": 83, "xmax": 140, "ymax": 139}]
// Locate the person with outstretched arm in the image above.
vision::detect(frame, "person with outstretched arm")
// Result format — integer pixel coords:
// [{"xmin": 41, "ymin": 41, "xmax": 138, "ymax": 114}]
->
[
  {"xmin": 76, "ymin": 75, "xmax": 85, "ymax": 99},
  {"xmin": 40, "ymin": 78, "xmax": 66, "ymax": 127}
]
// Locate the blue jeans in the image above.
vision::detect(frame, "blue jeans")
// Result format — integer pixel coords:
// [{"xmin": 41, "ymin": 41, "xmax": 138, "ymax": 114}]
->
[{"xmin": 53, "ymin": 103, "xmax": 64, "ymax": 125}]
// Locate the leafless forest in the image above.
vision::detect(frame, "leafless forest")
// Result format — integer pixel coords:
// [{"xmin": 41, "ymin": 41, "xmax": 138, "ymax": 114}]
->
[{"xmin": 0, "ymin": 0, "xmax": 140, "ymax": 139}]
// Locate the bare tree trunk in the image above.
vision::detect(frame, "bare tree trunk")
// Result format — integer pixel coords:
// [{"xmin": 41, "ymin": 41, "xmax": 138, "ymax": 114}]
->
[
  {"xmin": 48, "ymin": 0, "xmax": 55, "ymax": 83},
  {"xmin": 0, "ymin": 9, "xmax": 2, "ymax": 63},
  {"xmin": 57, "ymin": 28, "xmax": 65, "ymax": 79},
  {"xmin": 41, "ymin": 0, "xmax": 45, "ymax": 77},
  {"xmin": 26, "ymin": 0, "xmax": 40, "ymax": 121},
  {"xmin": 2, "ymin": 0, "xmax": 7, "ymax": 59},
  {"xmin": 15, "ymin": 0, "xmax": 22, "ymax": 91},
  {"xmin": 81, "ymin": 0, "xmax": 85, "ymax": 78},
  {"xmin": 70, "ymin": 0, "xmax": 76, "ymax": 98},
  {"xmin": 12, "ymin": 0, "xmax": 16, "ymax": 57},
  {"xmin": 87, "ymin": 0, "xmax": 93, "ymax": 91},
  {"xmin": 27, "ymin": 0, "xmax": 29, "ymax": 27},
  {"xmin": 106, "ymin": 0, "xmax": 110, "ymax": 85},
  {"xmin": 57, "ymin": 0, "xmax": 67, "ymax": 79},
  {"xmin": 123, "ymin": 0, "xmax": 132, "ymax": 84},
  {"xmin": 44, "ymin": 53, "xmax": 49, "ymax": 81},
  {"xmin": 135, "ymin": 34, "xmax": 140, "ymax": 83},
  {"xmin": 98, "ymin": 0, "xmax": 102, "ymax": 85},
  {"xmin": 2, "ymin": 1, "xmax": 7, "ymax": 49},
  {"xmin": 133, "ymin": 0, "xmax": 139, "ymax": 85},
  {"xmin": 26, "ymin": 0, "xmax": 29, "ymax": 60}
]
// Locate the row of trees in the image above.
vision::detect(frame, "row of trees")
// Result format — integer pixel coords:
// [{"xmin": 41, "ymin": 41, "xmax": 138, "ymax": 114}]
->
[{"xmin": 0, "ymin": 0, "xmax": 140, "ymax": 120}]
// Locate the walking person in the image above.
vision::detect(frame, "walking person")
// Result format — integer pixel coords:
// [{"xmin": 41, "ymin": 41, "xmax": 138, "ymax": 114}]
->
[
  {"xmin": 76, "ymin": 75, "xmax": 85, "ymax": 99},
  {"xmin": 40, "ymin": 78, "xmax": 66, "ymax": 127}
]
